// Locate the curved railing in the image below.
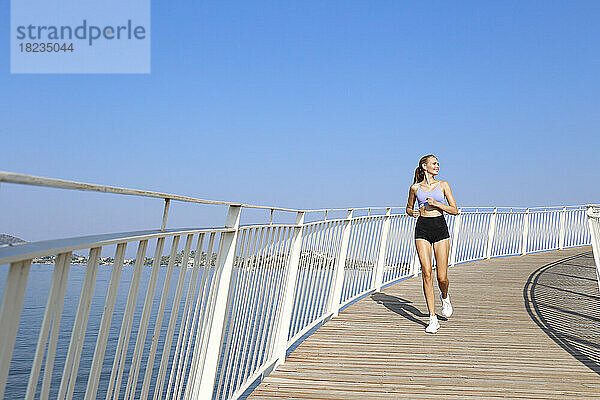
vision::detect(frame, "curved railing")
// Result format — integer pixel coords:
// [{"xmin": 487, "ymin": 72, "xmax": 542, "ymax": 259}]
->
[
  {"xmin": 587, "ymin": 206, "xmax": 600, "ymax": 292},
  {"xmin": 0, "ymin": 172, "xmax": 597, "ymax": 400}
]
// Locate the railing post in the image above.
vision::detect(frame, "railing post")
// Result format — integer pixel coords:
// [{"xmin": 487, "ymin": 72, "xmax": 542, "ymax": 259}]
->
[
  {"xmin": 0, "ymin": 260, "xmax": 32, "ymax": 399},
  {"xmin": 189, "ymin": 205, "xmax": 241, "ymax": 398},
  {"xmin": 521, "ymin": 208, "xmax": 530, "ymax": 255},
  {"xmin": 410, "ymin": 253, "xmax": 420, "ymax": 276},
  {"xmin": 485, "ymin": 208, "xmax": 497, "ymax": 259},
  {"xmin": 327, "ymin": 210, "xmax": 353, "ymax": 317},
  {"xmin": 559, "ymin": 206, "xmax": 567, "ymax": 249},
  {"xmin": 410, "ymin": 212, "xmax": 424, "ymax": 276},
  {"xmin": 161, "ymin": 198, "xmax": 170, "ymax": 231},
  {"xmin": 585, "ymin": 206, "xmax": 600, "ymax": 293},
  {"xmin": 373, "ymin": 208, "xmax": 392, "ymax": 292},
  {"xmin": 274, "ymin": 211, "xmax": 305, "ymax": 367},
  {"xmin": 449, "ymin": 209, "xmax": 462, "ymax": 267}
]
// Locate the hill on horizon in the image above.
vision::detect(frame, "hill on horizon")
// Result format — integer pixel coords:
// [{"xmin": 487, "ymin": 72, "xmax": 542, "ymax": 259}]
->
[{"xmin": 0, "ymin": 234, "xmax": 27, "ymax": 246}]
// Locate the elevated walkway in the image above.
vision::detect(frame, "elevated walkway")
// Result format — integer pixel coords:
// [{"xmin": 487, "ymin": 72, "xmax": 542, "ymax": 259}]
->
[
  {"xmin": 1, "ymin": 172, "xmax": 598, "ymax": 399},
  {"xmin": 249, "ymin": 247, "xmax": 600, "ymax": 399}
]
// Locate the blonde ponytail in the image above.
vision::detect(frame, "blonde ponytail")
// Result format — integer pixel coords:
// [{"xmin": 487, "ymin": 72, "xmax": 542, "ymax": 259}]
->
[{"xmin": 413, "ymin": 154, "xmax": 436, "ymax": 184}]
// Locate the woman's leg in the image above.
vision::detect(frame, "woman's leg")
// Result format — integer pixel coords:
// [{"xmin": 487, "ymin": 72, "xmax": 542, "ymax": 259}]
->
[
  {"xmin": 415, "ymin": 239, "xmax": 434, "ymax": 315},
  {"xmin": 433, "ymin": 238, "xmax": 450, "ymax": 298}
]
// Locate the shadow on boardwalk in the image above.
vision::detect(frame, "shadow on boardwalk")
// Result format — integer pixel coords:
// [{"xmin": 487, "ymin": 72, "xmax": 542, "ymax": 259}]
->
[
  {"xmin": 524, "ymin": 251, "xmax": 600, "ymax": 375},
  {"xmin": 369, "ymin": 292, "xmax": 452, "ymax": 327}
]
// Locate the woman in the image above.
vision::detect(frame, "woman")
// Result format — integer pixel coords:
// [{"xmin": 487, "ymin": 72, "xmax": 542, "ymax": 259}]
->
[{"xmin": 406, "ymin": 154, "xmax": 458, "ymax": 333}]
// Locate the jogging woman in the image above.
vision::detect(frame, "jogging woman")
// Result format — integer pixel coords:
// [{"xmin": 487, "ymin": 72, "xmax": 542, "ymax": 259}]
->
[{"xmin": 406, "ymin": 154, "xmax": 459, "ymax": 333}]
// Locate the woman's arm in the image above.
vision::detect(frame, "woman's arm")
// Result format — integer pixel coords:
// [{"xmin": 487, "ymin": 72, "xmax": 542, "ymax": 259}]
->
[
  {"xmin": 406, "ymin": 184, "xmax": 419, "ymax": 218},
  {"xmin": 426, "ymin": 181, "xmax": 458, "ymax": 215}
]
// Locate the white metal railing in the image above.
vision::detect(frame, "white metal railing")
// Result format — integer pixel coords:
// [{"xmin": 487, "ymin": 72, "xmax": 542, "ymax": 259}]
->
[
  {"xmin": 0, "ymin": 171, "xmax": 597, "ymax": 400},
  {"xmin": 586, "ymin": 205, "xmax": 600, "ymax": 292}
]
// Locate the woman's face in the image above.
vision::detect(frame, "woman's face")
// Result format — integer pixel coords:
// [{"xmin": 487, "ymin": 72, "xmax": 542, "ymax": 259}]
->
[{"xmin": 422, "ymin": 157, "xmax": 439, "ymax": 176}]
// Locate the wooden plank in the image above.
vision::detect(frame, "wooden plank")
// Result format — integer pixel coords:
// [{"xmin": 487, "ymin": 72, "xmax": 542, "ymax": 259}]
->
[{"xmin": 248, "ymin": 248, "xmax": 600, "ymax": 399}]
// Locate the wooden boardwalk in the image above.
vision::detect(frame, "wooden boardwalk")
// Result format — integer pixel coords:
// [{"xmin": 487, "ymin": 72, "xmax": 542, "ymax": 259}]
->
[{"xmin": 248, "ymin": 247, "xmax": 600, "ymax": 399}]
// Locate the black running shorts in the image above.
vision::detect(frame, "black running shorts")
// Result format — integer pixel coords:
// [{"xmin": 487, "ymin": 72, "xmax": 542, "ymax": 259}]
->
[{"xmin": 414, "ymin": 215, "xmax": 450, "ymax": 244}]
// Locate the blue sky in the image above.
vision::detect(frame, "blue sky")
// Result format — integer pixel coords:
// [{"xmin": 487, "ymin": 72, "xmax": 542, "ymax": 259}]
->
[{"xmin": 1, "ymin": 1, "xmax": 599, "ymax": 241}]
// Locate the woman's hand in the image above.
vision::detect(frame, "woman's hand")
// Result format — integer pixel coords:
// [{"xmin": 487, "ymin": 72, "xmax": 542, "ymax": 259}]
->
[
  {"xmin": 425, "ymin": 197, "xmax": 438, "ymax": 207},
  {"xmin": 411, "ymin": 208, "xmax": 420, "ymax": 218}
]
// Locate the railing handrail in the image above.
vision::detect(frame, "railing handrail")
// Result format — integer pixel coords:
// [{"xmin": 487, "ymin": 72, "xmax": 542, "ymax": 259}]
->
[
  {"xmin": 0, "ymin": 171, "xmax": 392, "ymax": 214},
  {"xmin": 2, "ymin": 171, "xmax": 596, "ymax": 216},
  {"xmin": 0, "ymin": 171, "xmax": 293, "ymax": 211},
  {"xmin": 0, "ymin": 206, "xmax": 592, "ymax": 267},
  {"xmin": 0, "ymin": 227, "xmax": 234, "ymax": 266},
  {"xmin": 0, "ymin": 206, "xmax": 595, "ymax": 267}
]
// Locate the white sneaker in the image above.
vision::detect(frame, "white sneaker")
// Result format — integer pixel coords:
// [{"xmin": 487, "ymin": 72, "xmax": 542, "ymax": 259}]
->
[
  {"xmin": 425, "ymin": 315, "xmax": 440, "ymax": 334},
  {"xmin": 440, "ymin": 293, "xmax": 453, "ymax": 318}
]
